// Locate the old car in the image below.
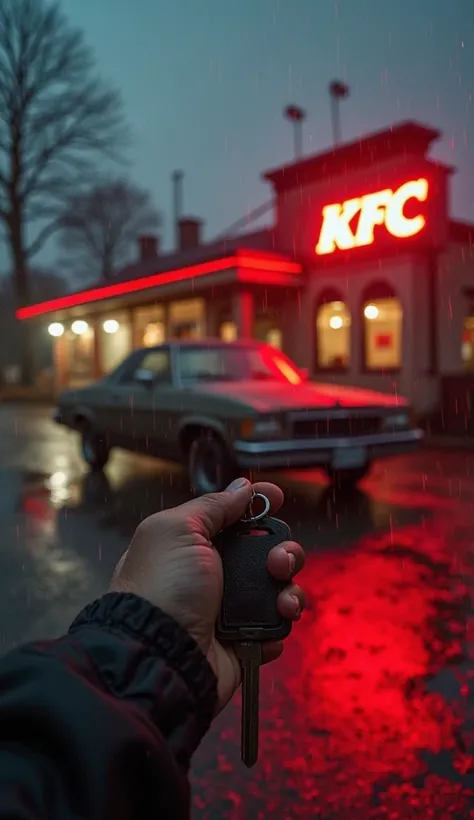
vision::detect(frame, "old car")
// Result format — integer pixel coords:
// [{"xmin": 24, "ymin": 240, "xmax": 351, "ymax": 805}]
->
[{"xmin": 53, "ymin": 339, "xmax": 423, "ymax": 494}]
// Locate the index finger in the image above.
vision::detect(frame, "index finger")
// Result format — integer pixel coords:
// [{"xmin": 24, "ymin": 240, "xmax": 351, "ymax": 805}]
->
[
  {"xmin": 163, "ymin": 480, "xmax": 285, "ymax": 542},
  {"xmin": 251, "ymin": 481, "xmax": 284, "ymax": 516}
]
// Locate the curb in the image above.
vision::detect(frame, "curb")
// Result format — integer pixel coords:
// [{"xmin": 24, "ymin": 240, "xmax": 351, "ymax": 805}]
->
[{"xmin": 0, "ymin": 396, "xmax": 55, "ymax": 403}]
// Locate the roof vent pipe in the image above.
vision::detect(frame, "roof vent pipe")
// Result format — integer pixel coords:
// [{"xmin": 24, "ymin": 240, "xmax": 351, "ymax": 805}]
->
[{"xmin": 172, "ymin": 170, "xmax": 184, "ymax": 251}]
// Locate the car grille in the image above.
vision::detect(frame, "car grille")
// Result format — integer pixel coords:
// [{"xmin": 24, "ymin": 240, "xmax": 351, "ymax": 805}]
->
[{"xmin": 291, "ymin": 414, "xmax": 382, "ymax": 439}]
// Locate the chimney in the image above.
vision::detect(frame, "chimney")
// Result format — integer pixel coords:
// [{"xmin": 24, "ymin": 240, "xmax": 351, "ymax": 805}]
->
[
  {"xmin": 172, "ymin": 170, "xmax": 184, "ymax": 249},
  {"xmin": 178, "ymin": 218, "xmax": 202, "ymax": 252},
  {"xmin": 138, "ymin": 234, "xmax": 159, "ymax": 262}
]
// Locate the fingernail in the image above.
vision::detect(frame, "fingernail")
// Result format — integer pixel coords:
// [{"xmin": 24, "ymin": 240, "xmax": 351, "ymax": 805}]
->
[
  {"xmin": 226, "ymin": 477, "xmax": 248, "ymax": 491},
  {"xmin": 291, "ymin": 594, "xmax": 301, "ymax": 618},
  {"xmin": 288, "ymin": 554, "xmax": 296, "ymax": 575}
]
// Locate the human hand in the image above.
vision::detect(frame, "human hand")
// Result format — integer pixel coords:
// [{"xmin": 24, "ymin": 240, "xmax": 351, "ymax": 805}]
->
[{"xmin": 110, "ymin": 477, "xmax": 305, "ymax": 712}]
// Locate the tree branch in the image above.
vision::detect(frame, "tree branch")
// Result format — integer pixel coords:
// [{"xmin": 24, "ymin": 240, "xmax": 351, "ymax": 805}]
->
[
  {"xmin": 57, "ymin": 176, "xmax": 161, "ymax": 280},
  {"xmin": 0, "ymin": 0, "xmax": 131, "ymax": 269},
  {"xmin": 27, "ymin": 217, "xmax": 61, "ymax": 258}
]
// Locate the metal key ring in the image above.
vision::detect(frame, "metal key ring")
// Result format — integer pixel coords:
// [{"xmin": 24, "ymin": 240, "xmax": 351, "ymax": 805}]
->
[{"xmin": 240, "ymin": 492, "xmax": 270, "ymax": 524}]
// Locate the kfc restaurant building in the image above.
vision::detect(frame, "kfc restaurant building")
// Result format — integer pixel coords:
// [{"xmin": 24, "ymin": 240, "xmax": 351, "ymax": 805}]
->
[{"xmin": 18, "ymin": 121, "xmax": 474, "ymax": 418}]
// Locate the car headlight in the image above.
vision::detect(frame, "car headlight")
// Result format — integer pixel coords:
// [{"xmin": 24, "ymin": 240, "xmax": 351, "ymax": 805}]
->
[
  {"xmin": 240, "ymin": 417, "xmax": 283, "ymax": 439},
  {"xmin": 382, "ymin": 412, "xmax": 411, "ymax": 430}
]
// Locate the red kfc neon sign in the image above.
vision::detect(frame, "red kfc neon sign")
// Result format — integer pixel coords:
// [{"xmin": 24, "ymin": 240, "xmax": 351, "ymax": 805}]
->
[{"xmin": 315, "ymin": 178, "xmax": 429, "ymax": 255}]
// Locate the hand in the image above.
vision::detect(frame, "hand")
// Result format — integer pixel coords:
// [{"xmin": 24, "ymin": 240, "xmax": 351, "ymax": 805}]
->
[{"xmin": 110, "ymin": 477, "xmax": 305, "ymax": 712}]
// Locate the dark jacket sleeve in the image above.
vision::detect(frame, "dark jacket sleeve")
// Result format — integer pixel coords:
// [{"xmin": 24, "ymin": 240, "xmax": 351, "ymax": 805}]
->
[{"xmin": 0, "ymin": 592, "xmax": 218, "ymax": 820}]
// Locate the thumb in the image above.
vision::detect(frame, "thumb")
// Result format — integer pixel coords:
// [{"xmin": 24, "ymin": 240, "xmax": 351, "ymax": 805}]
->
[{"xmin": 181, "ymin": 478, "xmax": 253, "ymax": 539}]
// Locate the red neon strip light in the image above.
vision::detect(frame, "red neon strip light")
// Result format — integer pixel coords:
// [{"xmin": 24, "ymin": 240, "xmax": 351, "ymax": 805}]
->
[
  {"xmin": 16, "ymin": 252, "xmax": 301, "ymax": 320},
  {"xmin": 239, "ymin": 254, "xmax": 300, "ymax": 274}
]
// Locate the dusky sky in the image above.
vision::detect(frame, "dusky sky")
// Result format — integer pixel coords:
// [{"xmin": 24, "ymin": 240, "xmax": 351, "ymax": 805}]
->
[{"xmin": 1, "ymin": 0, "xmax": 473, "ymax": 273}]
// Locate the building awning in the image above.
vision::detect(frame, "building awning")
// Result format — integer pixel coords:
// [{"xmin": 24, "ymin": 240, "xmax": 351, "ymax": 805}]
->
[{"xmin": 16, "ymin": 249, "xmax": 302, "ymax": 322}]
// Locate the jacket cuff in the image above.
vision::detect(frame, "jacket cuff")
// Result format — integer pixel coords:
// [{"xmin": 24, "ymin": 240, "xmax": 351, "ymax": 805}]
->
[{"xmin": 69, "ymin": 592, "xmax": 218, "ymax": 740}]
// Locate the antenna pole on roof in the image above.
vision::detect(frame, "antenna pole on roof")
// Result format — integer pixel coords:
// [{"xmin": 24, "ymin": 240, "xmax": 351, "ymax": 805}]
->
[
  {"xmin": 283, "ymin": 104, "xmax": 306, "ymax": 159},
  {"xmin": 172, "ymin": 170, "xmax": 184, "ymax": 250},
  {"xmin": 329, "ymin": 80, "xmax": 350, "ymax": 146}
]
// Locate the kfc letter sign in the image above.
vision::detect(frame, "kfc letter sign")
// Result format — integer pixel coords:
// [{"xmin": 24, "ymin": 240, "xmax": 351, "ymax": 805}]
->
[{"xmin": 315, "ymin": 178, "xmax": 429, "ymax": 255}]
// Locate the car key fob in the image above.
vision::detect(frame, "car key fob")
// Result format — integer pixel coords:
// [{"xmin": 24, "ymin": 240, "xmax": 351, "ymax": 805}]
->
[{"xmin": 214, "ymin": 512, "xmax": 293, "ymax": 644}]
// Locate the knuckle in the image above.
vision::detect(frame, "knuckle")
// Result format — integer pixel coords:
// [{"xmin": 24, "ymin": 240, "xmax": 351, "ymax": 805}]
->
[
  {"xmin": 198, "ymin": 493, "xmax": 224, "ymax": 525},
  {"xmin": 202, "ymin": 492, "xmax": 223, "ymax": 507}
]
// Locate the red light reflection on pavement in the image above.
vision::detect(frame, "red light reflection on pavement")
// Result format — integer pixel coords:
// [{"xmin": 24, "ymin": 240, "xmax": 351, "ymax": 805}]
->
[
  {"xmin": 191, "ymin": 516, "xmax": 474, "ymax": 819},
  {"xmin": 20, "ymin": 485, "xmax": 55, "ymax": 535}
]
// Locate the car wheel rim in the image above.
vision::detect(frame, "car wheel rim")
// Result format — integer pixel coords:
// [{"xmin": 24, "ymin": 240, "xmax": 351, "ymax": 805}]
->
[{"xmin": 193, "ymin": 442, "xmax": 223, "ymax": 493}]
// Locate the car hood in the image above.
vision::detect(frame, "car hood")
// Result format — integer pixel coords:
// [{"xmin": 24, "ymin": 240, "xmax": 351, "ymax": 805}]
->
[{"xmin": 194, "ymin": 379, "xmax": 409, "ymax": 413}]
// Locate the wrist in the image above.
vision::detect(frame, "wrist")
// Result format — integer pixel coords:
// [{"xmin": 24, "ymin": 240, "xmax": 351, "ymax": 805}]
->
[{"xmin": 69, "ymin": 592, "xmax": 218, "ymax": 761}]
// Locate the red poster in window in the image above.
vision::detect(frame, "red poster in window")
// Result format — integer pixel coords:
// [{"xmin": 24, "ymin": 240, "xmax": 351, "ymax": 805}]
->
[{"xmin": 375, "ymin": 333, "xmax": 393, "ymax": 348}]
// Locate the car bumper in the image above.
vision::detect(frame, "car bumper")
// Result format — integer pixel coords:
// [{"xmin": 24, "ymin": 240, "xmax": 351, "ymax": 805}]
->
[{"xmin": 233, "ymin": 428, "xmax": 424, "ymax": 470}]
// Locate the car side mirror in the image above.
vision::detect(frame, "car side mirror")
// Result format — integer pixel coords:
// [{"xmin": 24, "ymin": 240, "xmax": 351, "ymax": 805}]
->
[{"xmin": 134, "ymin": 368, "xmax": 154, "ymax": 387}]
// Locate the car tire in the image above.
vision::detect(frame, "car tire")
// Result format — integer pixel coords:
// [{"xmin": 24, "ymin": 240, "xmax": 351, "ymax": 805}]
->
[
  {"xmin": 80, "ymin": 424, "xmax": 110, "ymax": 471},
  {"xmin": 327, "ymin": 463, "xmax": 371, "ymax": 491},
  {"xmin": 188, "ymin": 430, "xmax": 239, "ymax": 495}
]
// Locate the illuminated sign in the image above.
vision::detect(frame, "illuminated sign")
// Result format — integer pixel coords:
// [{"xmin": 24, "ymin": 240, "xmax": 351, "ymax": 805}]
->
[{"xmin": 315, "ymin": 178, "xmax": 429, "ymax": 255}]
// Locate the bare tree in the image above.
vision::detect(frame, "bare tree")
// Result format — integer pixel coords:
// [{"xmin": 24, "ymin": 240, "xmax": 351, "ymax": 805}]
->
[
  {"xmin": 0, "ymin": 0, "xmax": 129, "ymax": 382},
  {"xmin": 58, "ymin": 178, "xmax": 161, "ymax": 282},
  {"xmin": 0, "ymin": 267, "xmax": 66, "ymax": 377}
]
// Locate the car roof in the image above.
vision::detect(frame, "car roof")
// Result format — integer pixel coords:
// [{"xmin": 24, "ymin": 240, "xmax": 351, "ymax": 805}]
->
[{"xmin": 138, "ymin": 338, "xmax": 266, "ymax": 353}]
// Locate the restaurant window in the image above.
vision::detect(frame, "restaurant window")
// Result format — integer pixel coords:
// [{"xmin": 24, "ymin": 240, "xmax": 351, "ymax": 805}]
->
[
  {"xmin": 315, "ymin": 289, "xmax": 351, "ymax": 370},
  {"xmin": 169, "ymin": 299, "xmax": 205, "ymax": 339},
  {"xmin": 134, "ymin": 305, "xmax": 166, "ymax": 347},
  {"xmin": 220, "ymin": 320, "xmax": 238, "ymax": 342},
  {"xmin": 462, "ymin": 303, "xmax": 474, "ymax": 370},
  {"xmin": 267, "ymin": 327, "xmax": 282, "ymax": 349},
  {"xmin": 99, "ymin": 312, "xmax": 132, "ymax": 372},
  {"xmin": 67, "ymin": 322, "xmax": 95, "ymax": 385},
  {"xmin": 254, "ymin": 316, "xmax": 282, "ymax": 349},
  {"xmin": 143, "ymin": 321, "xmax": 165, "ymax": 347},
  {"xmin": 362, "ymin": 281, "xmax": 402, "ymax": 371}
]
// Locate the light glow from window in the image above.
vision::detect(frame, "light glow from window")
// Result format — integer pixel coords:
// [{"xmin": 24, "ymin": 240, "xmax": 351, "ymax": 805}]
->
[{"xmin": 364, "ymin": 304, "xmax": 379, "ymax": 320}]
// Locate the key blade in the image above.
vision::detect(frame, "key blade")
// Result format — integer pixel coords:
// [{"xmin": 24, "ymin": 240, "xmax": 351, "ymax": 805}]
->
[
  {"xmin": 241, "ymin": 661, "xmax": 260, "ymax": 767},
  {"xmin": 236, "ymin": 642, "xmax": 262, "ymax": 768}
]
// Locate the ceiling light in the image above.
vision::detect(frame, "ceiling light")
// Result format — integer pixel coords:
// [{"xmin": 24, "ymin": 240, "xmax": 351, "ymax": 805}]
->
[
  {"xmin": 71, "ymin": 320, "xmax": 89, "ymax": 335},
  {"xmin": 48, "ymin": 322, "xmax": 64, "ymax": 337},
  {"xmin": 103, "ymin": 319, "xmax": 119, "ymax": 334}
]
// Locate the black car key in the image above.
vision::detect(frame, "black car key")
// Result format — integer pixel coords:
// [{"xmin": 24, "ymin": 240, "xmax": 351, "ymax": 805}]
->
[{"xmin": 213, "ymin": 493, "xmax": 293, "ymax": 767}]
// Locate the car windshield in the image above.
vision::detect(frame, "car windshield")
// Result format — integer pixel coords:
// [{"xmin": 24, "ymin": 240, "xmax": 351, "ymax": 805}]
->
[{"xmin": 177, "ymin": 345, "xmax": 302, "ymax": 384}]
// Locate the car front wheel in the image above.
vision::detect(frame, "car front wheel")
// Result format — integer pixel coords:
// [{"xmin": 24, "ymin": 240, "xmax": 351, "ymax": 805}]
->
[
  {"xmin": 80, "ymin": 425, "xmax": 110, "ymax": 471},
  {"xmin": 327, "ymin": 463, "xmax": 371, "ymax": 491},
  {"xmin": 188, "ymin": 431, "xmax": 239, "ymax": 495}
]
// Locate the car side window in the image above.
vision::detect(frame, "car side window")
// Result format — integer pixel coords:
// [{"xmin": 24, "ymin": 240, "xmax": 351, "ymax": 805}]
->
[
  {"xmin": 179, "ymin": 349, "xmax": 223, "ymax": 380},
  {"xmin": 120, "ymin": 349, "xmax": 172, "ymax": 386}
]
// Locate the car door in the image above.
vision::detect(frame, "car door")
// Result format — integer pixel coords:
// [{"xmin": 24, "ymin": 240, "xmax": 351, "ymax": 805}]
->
[{"xmin": 106, "ymin": 347, "xmax": 176, "ymax": 458}]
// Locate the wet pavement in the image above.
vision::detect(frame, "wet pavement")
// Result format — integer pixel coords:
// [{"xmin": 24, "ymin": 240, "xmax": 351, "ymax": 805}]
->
[{"xmin": 0, "ymin": 403, "xmax": 473, "ymax": 818}]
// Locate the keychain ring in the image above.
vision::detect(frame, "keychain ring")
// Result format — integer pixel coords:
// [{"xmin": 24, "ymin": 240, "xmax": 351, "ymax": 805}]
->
[{"xmin": 241, "ymin": 492, "xmax": 270, "ymax": 524}]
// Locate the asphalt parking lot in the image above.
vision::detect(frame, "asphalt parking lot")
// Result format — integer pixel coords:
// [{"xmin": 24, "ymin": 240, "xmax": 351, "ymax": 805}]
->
[{"xmin": 0, "ymin": 403, "xmax": 473, "ymax": 818}]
